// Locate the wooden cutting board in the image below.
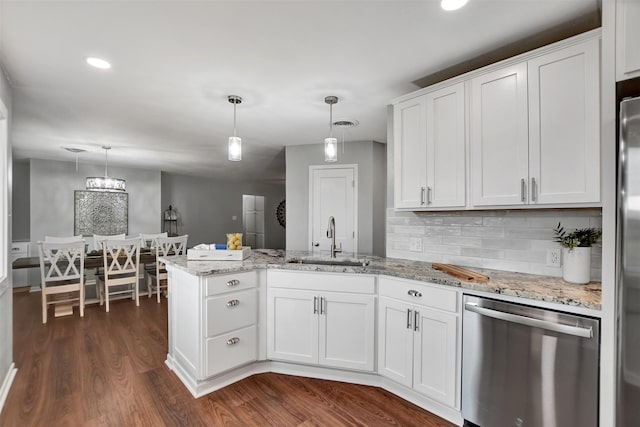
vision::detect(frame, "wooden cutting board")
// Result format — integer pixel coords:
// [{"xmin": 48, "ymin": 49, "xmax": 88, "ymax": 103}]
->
[{"xmin": 431, "ymin": 263, "xmax": 489, "ymax": 282}]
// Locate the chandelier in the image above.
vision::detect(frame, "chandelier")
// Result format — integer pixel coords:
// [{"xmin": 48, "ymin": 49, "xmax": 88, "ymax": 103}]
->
[{"xmin": 86, "ymin": 146, "xmax": 126, "ymax": 192}]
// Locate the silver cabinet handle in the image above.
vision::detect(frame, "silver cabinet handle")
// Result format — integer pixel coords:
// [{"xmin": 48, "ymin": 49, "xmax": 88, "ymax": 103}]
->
[
  {"xmin": 226, "ymin": 337, "xmax": 240, "ymax": 345},
  {"xmin": 427, "ymin": 187, "xmax": 432, "ymax": 205},
  {"xmin": 414, "ymin": 310, "xmax": 420, "ymax": 332},
  {"xmin": 420, "ymin": 187, "xmax": 426, "ymax": 205},
  {"xmin": 520, "ymin": 178, "xmax": 526, "ymax": 202},
  {"xmin": 313, "ymin": 296, "xmax": 318, "ymax": 314},
  {"xmin": 226, "ymin": 279, "xmax": 240, "ymax": 287},
  {"xmin": 464, "ymin": 303, "xmax": 593, "ymax": 338},
  {"xmin": 226, "ymin": 299, "xmax": 239, "ymax": 308},
  {"xmin": 407, "ymin": 309, "xmax": 413, "ymax": 330},
  {"xmin": 320, "ymin": 297, "xmax": 325, "ymax": 315},
  {"xmin": 313, "ymin": 243, "xmax": 320, "ymax": 247},
  {"xmin": 531, "ymin": 177, "xmax": 537, "ymax": 202},
  {"xmin": 408, "ymin": 289, "xmax": 422, "ymax": 297}
]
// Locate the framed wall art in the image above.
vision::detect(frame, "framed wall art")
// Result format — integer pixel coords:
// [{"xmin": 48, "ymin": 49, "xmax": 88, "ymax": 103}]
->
[{"xmin": 74, "ymin": 190, "xmax": 128, "ymax": 236}]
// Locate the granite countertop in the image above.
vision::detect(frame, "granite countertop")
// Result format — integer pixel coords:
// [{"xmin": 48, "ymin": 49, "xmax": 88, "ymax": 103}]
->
[{"xmin": 161, "ymin": 249, "xmax": 601, "ymax": 311}]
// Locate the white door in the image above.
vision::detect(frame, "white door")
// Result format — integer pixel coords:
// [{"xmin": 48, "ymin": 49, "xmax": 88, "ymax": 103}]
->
[
  {"xmin": 470, "ymin": 63, "xmax": 529, "ymax": 206},
  {"xmin": 318, "ymin": 292, "xmax": 375, "ymax": 372},
  {"xmin": 0, "ymin": 98, "xmax": 9, "ymax": 298},
  {"xmin": 309, "ymin": 166, "xmax": 357, "ymax": 253},
  {"xmin": 242, "ymin": 195, "xmax": 265, "ymax": 249},
  {"xmin": 266, "ymin": 288, "xmax": 318, "ymax": 364},
  {"xmin": 426, "ymin": 83, "xmax": 466, "ymax": 208},
  {"xmin": 412, "ymin": 307, "xmax": 458, "ymax": 408},
  {"xmin": 528, "ymin": 38, "xmax": 600, "ymax": 205},
  {"xmin": 394, "ymin": 96, "xmax": 427, "ymax": 208},
  {"xmin": 377, "ymin": 297, "xmax": 414, "ymax": 388}
]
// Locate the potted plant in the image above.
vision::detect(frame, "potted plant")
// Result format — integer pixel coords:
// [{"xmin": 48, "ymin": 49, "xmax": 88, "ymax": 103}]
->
[{"xmin": 553, "ymin": 222, "xmax": 602, "ymax": 284}]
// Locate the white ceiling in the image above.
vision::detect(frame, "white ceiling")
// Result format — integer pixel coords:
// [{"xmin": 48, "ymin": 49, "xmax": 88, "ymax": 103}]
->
[{"xmin": 0, "ymin": 0, "xmax": 599, "ymax": 182}]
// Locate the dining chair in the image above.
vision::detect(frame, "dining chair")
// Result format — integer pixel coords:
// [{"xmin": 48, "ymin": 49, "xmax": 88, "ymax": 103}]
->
[
  {"xmin": 38, "ymin": 240, "xmax": 85, "ymax": 324},
  {"xmin": 146, "ymin": 234, "xmax": 188, "ymax": 303},
  {"xmin": 138, "ymin": 232, "xmax": 168, "ymax": 249},
  {"xmin": 95, "ymin": 237, "xmax": 140, "ymax": 312},
  {"xmin": 93, "ymin": 233, "xmax": 125, "ymax": 252}
]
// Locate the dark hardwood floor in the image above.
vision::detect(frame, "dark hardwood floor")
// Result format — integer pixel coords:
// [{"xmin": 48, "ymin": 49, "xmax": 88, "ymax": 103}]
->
[{"xmin": 1, "ymin": 290, "xmax": 455, "ymax": 427}]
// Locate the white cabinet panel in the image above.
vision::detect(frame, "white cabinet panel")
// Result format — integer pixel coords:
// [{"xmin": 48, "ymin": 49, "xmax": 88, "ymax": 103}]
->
[
  {"xmin": 617, "ymin": 0, "xmax": 640, "ymax": 81},
  {"xmin": 319, "ymin": 292, "xmax": 375, "ymax": 371},
  {"xmin": 267, "ymin": 288, "xmax": 318, "ymax": 364},
  {"xmin": 470, "ymin": 63, "xmax": 529, "ymax": 206},
  {"xmin": 528, "ymin": 38, "xmax": 600, "ymax": 204},
  {"xmin": 378, "ymin": 297, "xmax": 414, "ymax": 388},
  {"xmin": 413, "ymin": 308, "xmax": 458, "ymax": 407},
  {"xmin": 205, "ymin": 325, "xmax": 257, "ymax": 378},
  {"xmin": 394, "ymin": 96, "xmax": 428, "ymax": 208},
  {"xmin": 426, "ymin": 83, "xmax": 466, "ymax": 207}
]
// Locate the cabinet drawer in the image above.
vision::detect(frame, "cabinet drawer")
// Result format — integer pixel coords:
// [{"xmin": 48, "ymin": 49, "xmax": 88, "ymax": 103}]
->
[
  {"xmin": 205, "ymin": 270, "xmax": 257, "ymax": 296},
  {"xmin": 206, "ymin": 288, "xmax": 257, "ymax": 337},
  {"xmin": 268, "ymin": 270, "xmax": 376, "ymax": 294},
  {"xmin": 379, "ymin": 276, "xmax": 458, "ymax": 313},
  {"xmin": 205, "ymin": 325, "xmax": 257, "ymax": 378}
]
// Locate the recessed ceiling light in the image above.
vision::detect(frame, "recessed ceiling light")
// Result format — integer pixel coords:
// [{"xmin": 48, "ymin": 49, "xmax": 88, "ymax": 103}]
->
[
  {"xmin": 441, "ymin": 0, "xmax": 468, "ymax": 11},
  {"xmin": 86, "ymin": 57, "xmax": 111, "ymax": 69}
]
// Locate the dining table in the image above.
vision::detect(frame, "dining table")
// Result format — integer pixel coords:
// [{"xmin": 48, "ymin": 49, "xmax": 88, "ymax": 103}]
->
[{"xmin": 12, "ymin": 249, "xmax": 159, "ymax": 317}]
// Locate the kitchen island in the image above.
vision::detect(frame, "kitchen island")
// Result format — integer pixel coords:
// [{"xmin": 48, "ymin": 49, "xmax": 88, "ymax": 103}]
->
[{"xmin": 162, "ymin": 249, "xmax": 602, "ymax": 426}]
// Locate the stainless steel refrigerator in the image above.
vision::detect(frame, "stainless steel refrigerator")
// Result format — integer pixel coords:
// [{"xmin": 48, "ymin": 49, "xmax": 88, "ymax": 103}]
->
[{"xmin": 618, "ymin": 93, "xmax": 640, "ymax": 426}]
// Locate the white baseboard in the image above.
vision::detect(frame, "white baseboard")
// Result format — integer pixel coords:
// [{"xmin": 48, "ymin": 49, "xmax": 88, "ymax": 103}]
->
[{"xmin": 0, "ymin": 363, "xmax": 17, "ymax": 415}]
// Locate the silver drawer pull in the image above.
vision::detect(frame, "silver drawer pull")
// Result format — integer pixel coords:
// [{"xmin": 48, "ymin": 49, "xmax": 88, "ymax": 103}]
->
[
  {"xmin": 226, "ymin": 337, "xmax": 240, "ymax": 345},
  {"xmin": 408, "ymin": 289, "xmax": 422, "ymax": 297},
  {"xmin": 226, "ymin": 279, "xmax": 240, "ymax": 287},
  {"xmin": 226, "ymin": 299, "xmax": 239, "ymax": 308}
]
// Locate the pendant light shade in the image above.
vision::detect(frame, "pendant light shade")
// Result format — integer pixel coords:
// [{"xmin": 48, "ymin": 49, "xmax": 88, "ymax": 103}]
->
[
  {"xmin": 228, "ymin": 95, "xmax": 242, "ymax": 161},
  {"xmin": 324, "ymin": 96, "xmax": 338, "ymax": 162},
  {"xmin": 86, "ymin": 146, "xmax": 126, "ymax": 192}
]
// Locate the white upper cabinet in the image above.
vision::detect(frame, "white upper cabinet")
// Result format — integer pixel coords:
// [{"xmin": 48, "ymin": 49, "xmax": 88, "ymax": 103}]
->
[
  {"xmin": 394, "ymin": 83, "xmax": 466, "ymax": 209},
  {"xmin": 616, "ymin": 0, "xmax": 640, "ymax": 81},
  {"xmin": 470, "ymin": 37, "xmax": 600, "ymax": 207},
  {"xmin": 470, "ymin": 63, "xmax": 529, "ymax": 206},
  {"xmin": 426, "ymin": 83, "xmax": 466, "ymax": 208},
  {"xmin": 394, "ymin": 96, "xmax": 427, "ymax": 208},
  {"xmin": 528, "ymin": 38, "xmax": 600, "ymax": 204}
]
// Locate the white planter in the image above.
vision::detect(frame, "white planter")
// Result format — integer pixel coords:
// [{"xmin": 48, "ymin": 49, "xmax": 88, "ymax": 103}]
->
[{"xmin": 562, "ymin": 247, "xmax": 592, "ymax": 284}]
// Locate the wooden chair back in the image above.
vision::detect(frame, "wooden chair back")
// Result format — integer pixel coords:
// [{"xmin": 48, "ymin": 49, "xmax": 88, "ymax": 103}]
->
[
  {"xmin": 156, "ymin": 235, "xmax": 189, "ymax": 258},
  {"xmin": 39, "ymin": 240, "xmax": 85, "ymax": 284},
  {"xmin": 139, "ymin": 232, "xmax": 168, "ymax": 249},
  {"xmin": 102, "ymin": 238, "xmax": 140, "ymax": 279},
  {"xmin": 93, "ymin": 233, "xmax": 125, "ymax": 252}
]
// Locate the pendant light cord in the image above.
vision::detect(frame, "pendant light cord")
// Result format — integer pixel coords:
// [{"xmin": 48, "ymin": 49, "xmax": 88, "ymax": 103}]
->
[
  {"xmin": 329, "ymin": 103, "xmax": 333, "ymax": 138},
  {"xmin": 233, "ymin": 102, "xmax": 238, "ymax": 137}
]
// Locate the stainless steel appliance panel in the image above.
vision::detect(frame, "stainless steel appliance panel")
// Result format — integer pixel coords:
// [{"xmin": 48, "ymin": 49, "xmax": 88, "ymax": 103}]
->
[
  {"xmin": 462, "ymin": 295, "xmax": 599, "ymax": 427},
  {"xmin": 618, "ymin": 95, "xmax": 640, "ymax": 427}
]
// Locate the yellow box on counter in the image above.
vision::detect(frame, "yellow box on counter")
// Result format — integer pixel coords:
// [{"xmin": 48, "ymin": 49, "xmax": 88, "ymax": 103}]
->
[{"xmin": 187, "ymin": 246, "xmax": 251, "ymax": 261}]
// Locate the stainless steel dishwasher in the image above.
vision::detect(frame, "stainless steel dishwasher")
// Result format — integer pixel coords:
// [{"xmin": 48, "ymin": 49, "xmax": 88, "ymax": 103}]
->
[{"xmin": 462, "ymin": 295, "xmax": 599, "ymax": 427}]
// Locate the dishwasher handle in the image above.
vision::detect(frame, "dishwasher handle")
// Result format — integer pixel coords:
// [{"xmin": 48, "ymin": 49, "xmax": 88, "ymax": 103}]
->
[{"xmin": 464, "ymin": 302, "xmax": 593, "ymax": 339}]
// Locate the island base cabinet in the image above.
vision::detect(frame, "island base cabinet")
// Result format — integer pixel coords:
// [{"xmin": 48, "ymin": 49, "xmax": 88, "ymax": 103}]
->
[
  {"xmin": 378, "ymin": 295, "xmax": 458, "ymax": 409},
  {"xmin": 205, "ymin": 325, "xmax": 257, "ymax": 378}
]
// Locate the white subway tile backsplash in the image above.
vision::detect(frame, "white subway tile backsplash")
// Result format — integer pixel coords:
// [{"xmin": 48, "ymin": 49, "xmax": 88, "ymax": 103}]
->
[{"xmin": 387, "ymin": 208, "xmax": 602, "ymax": 279}]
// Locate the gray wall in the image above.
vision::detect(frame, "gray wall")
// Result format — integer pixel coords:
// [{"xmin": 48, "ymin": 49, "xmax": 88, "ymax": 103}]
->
[
  {"xmin": 161, "ymin": 172, "xmax": 285, "ymax": 249},
  {"xmin": 285, "ymin": 141, "xmax": 386, "ymax": 256},
  {"xmin": 11, "ymin": 159, "xmax": 29, "ymax": 241},
  {"xmin": 0, "ymin": 63, "xmax": 14, "ymax": 411},
  {"xmin": 29, "ymin": 159, "xmax": 162, "ymax": 248}
]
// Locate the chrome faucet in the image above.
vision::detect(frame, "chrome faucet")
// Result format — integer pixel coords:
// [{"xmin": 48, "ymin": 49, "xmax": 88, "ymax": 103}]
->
[{"xmin": 327, "ymin": 216, "xmax": 342, "ymax": 258}]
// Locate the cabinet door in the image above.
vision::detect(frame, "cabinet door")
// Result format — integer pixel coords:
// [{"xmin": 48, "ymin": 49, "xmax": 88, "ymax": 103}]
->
[
  {"xmin": 617, "ymin": 0, "xmax": 640, "ymax": 81},
  {"xmin": 426, "ymin": 82, "xmax": 466, "ymax": 208},
  {"xmin": 394, "ymin": 96, "xmax": 428, "ymax": 208},
  {"xmin": 470, "ymin": 63, "xmax": 529, "ymax": 206},
  {"xmin": 528, "ymin": 38, "xmax": 600, "ymax": 204},
  {"xmin": 318, "ymin": 292, "xmax": 375, "ymax": 372},
  {"xmin": 413, "ymin": 307, "xmax": 458, "ymax": 408},
  {"xmin": 266, "ymin": 288, "xmax": 318, "ymax": 364},
  {"xmin": 377, "ymin": 297, "xmax": 414, "ymax": 388}
]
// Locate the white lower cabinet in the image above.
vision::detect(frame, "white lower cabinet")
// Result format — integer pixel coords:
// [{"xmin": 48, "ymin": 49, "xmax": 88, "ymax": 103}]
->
[
  {"xmin": 267, "ymin": 270, "xmax": 376, "ymax": 372},
  {"xmin": 378, "ymin": 277, "xmax": 460, "ymax": 409}
]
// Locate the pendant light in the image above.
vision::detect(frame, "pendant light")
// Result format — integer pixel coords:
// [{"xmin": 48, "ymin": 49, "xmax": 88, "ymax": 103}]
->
[
  {"xmin": 86, "ymin": 146, "xmax": 126, "ymax": 192},
  {"xmin": 324, "ymin": 96, "xmax": 338, "ymax": 162},
  {"xmin": 228, "ymin": 95, "xmax": 242, "ymax": 161}
]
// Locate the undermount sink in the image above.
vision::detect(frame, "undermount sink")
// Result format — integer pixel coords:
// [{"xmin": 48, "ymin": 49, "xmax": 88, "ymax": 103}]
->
[{"xmin": 286, "ymin": 258, "xmax": 370, "ymax": 267}]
